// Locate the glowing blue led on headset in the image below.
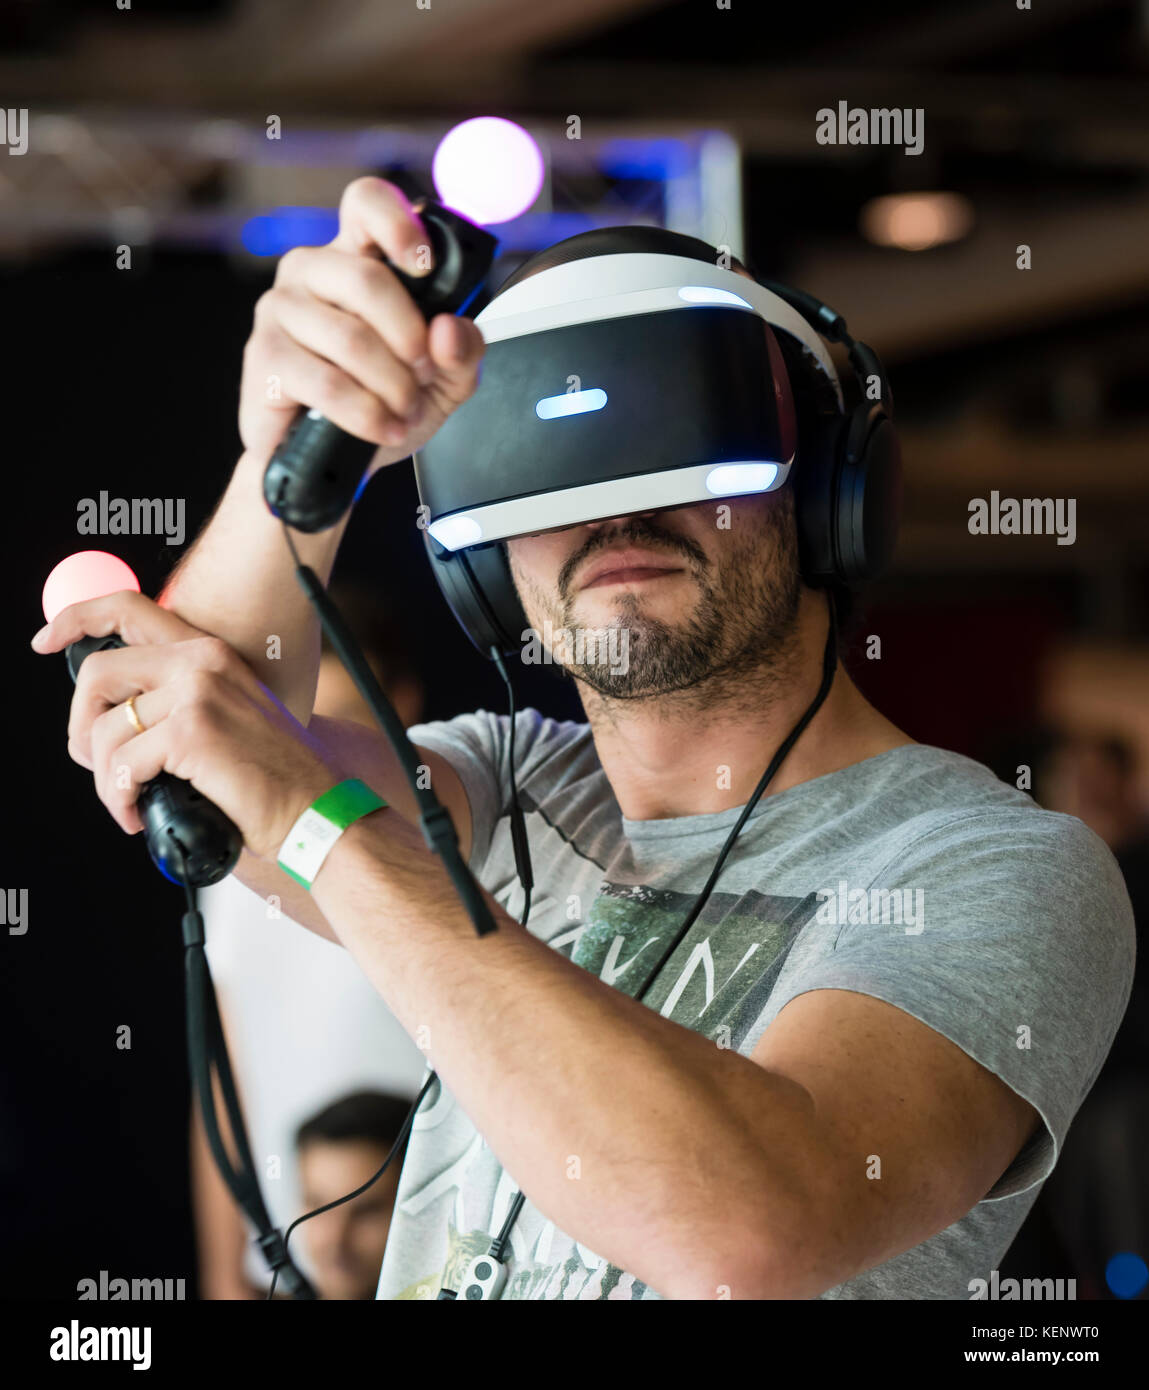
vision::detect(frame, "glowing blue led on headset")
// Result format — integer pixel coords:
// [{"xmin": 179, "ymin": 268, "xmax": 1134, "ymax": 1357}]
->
[
  {"xmin": 705, "ymin": 463, "xmax": 779, "ymax": 495},
  {"xmin": 428, "ymin": 514, "xmax": 483, "ymax": 549},
  {"xmin": 677, "ymin": 286, "xmax": 754, "ymax": 309},
  {"xmin": 535, "ymin": 388, "xmax": 608, "ymax": 420}
]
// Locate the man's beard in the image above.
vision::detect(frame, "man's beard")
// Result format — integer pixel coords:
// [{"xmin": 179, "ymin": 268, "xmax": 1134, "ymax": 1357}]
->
[{"xmin": 516, "ymin": 500, "xmax": 803, "ymax": 704}]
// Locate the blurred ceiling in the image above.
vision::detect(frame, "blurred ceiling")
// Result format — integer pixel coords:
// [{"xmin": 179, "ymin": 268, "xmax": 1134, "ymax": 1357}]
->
[{"xmin": 2, "ymin": 0, "xmax": 1147, "ymax": 587}]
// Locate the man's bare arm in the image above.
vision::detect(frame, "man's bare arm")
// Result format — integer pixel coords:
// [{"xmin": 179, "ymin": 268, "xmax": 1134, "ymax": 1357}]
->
[
  {"xmin": 41, "ymin": 579, "xmax": 476, "ymax": 946},
  {"xmin": 158, "ymin": 451, "xmax": 350, "ymax": 725},
  {"xmin": 229, "ymin": 714, "xmax": 473, "ymax": 942},
  {"xmin": 156, "ymin": 177, "xmax": 484, "ymax": 724}
]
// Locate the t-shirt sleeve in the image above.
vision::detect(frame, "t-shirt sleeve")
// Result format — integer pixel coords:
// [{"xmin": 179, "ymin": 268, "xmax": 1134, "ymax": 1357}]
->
[
  {"xmin": 765, "ymin": 807, "xmax": 1136, "ymax": 1201},
  {"xmin": 405, "ymin": 708, "xmax": 585, "ymax": 876}
]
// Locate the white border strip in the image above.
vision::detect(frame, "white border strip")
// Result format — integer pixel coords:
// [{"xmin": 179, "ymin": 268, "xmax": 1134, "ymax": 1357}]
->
[{"xmin": 429, "ymin": 459, "xmax": 793, "ymax": 550}]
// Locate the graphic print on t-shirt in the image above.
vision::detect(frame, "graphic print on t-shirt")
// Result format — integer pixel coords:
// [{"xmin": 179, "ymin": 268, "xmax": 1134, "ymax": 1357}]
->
[{"xmin": 391, "ymin": 881, "xmax": 819, "ymax": 1300}]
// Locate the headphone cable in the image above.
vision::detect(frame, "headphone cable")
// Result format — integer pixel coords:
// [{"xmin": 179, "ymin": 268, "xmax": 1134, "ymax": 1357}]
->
[
  {"xmin": 443, "ymin": 594, "xmax": 840, "ymax": 1284},
  {"xmin": 634, "ymin": 594, "xmax": 838, "ymax": 1006}
]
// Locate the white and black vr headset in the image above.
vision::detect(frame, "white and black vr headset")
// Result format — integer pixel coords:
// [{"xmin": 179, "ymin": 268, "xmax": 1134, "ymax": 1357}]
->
[{"xmin": 414, "ymin": 226, "xmax": 902, "ymax": 658}]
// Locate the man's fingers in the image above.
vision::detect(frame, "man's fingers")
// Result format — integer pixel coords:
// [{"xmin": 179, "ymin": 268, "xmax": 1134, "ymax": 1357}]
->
[
  {"xmin": 236, "ymin": 177, "xmax": 489, "ymax": 467},
  {"xmin": 423, "ymin": 314, "xmax": 485, "ymax": 406},
  {"xmin": 89, "ymin": 676, "xmax": 200, "ymax": 834},
  {"xmin": 67, "ymin": 635, "xmax": 259, "ymax": 761},
  {"xmin": 89, "ymin": 668, "xmax": 252, "ymax": 835},
  {"xmin": 250, "ymin": 325, "xmax": 412, "ymax": 447},
  {"xmin": 271, "ymin": 248, "xmax": 430, "ymax": 370},
  {"xmin": 329, "ymin": 176, "xmax": 432, "ymax": 278},
  {"xmin": 32, "ymin": 589, "xmax": 202, "ymax": 656},
  {"xmin": 267, "ymin": 293, "xmax": 424, "ymax": 428}
]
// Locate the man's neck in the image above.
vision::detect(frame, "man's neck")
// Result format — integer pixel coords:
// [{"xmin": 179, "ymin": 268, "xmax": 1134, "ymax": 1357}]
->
[{"xmin": 578, "ymin": 591, "xmax": 915, "ymax": 821}]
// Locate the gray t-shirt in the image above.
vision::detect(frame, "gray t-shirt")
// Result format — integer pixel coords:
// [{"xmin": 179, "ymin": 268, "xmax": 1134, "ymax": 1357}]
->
[{"xmin": 375, "ymin": 710, "xmax": 1135, "ymax": 1300}]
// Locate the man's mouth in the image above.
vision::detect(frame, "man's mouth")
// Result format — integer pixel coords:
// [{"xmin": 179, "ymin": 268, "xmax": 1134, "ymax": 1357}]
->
[{"xmin": 578, "ymin": 550, "xmax": 686, "ymax": 591}]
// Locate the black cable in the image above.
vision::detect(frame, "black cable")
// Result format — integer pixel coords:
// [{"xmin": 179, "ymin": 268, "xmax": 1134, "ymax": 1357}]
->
[
  {"xmin": 161, "ymin": 506, "xmax": 532, "ymax": 1300},
  {"xmin": 633, "ymin": 596, "xmax": 838, "ymax": 1006},
  {"xmin": 259, "ymin": 536, "xmax": 537, "ymax": 1300},
  {"xmin": 491, "ymin": 1191, "xmax": 527, "ymax": 1264},
  {"xmin": 446, "ymin": 600, "xmax": 838, "ymax": 1284},
  {"xmin": 432, "ymin": 651, "xmax": 537, "ymax": 1293},
  {"xmin": 485, "ymin": 648, "xmax": 536, "ymax": 1263},
  {"xmin": 167, "ymin": 516, "xmax": 481, "ymax": 1301},
  {"xmin": 267, "ymin": 1070, "xmax": 438, "ymax": 1300},
  {"xmin": 281, "ymin": 522, "xmax": 498, "ymax": 938},
  {"xmin": 445, "ymin": 602, "xmax": 839, "ymax": 1278},
  {"xmin": 490, "ymin": 647, "xmax": 534, "ymax": 919},
  {"xmin": 176, "ymin": 854, "xmax": 316, "ymax": 1299}
]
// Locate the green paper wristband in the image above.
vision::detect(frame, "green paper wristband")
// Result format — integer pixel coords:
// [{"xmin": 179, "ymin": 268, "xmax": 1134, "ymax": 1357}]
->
[
  {"xmin": 277, "ymin": 778, "xmax": 388, "ymax": 890},
  {"xmin": 311, "ymin": 778, "xmax": 388, "ymax": 829}
]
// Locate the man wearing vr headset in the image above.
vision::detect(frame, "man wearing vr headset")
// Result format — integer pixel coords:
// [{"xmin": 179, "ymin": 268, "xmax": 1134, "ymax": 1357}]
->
[{"xmin": 40, "ymin": 179, "xmax": 1134, "ymax": 1301}]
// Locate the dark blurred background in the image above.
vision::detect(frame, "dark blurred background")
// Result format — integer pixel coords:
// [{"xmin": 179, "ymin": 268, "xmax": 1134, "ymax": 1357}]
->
[{"xmin": 2, "ymin": 0, "xmax": 1147, "ymax": 1301}]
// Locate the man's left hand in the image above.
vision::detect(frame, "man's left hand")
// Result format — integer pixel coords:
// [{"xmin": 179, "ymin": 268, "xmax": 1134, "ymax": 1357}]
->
[{"xmin": 32, "ymin": 591, "xmax": 340, "ymax": 862}]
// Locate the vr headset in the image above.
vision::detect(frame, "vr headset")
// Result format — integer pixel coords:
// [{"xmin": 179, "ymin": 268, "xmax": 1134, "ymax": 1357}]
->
[{"xmin": 414, "ymin": 225, "xmax": 902, "ymax": 658}]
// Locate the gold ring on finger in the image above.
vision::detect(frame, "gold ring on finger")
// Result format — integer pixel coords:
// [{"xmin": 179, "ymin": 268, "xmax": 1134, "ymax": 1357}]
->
[{"xmin": 124, "ymin": 694, "xmax": 146, "ymax": 735}]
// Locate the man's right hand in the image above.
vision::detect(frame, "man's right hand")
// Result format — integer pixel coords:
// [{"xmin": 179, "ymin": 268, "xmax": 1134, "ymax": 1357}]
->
[{"xmin": 239, "ymin": 176, "xmax": 486, "ymax": 469}]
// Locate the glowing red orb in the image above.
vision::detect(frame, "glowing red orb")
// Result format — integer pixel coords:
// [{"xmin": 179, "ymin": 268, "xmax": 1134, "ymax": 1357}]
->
[{"xmin": 42, "ymin": 550, "xmax": 140, "ymax": 623}]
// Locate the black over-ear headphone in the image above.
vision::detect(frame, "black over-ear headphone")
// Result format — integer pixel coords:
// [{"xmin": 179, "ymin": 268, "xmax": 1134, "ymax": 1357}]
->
[
  {"xmin": 422, "ymin": 235, "xmax": 902, "ymax": 660},
  {"xmin": 760, "ymin": 280, "xmax": 902, "ymax": 589}
]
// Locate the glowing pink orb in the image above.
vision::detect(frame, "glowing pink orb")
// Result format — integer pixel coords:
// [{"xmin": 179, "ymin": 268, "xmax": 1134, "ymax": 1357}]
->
[
  {"xmin": 42, "ymin": 550, "xmax": 140, "ymax": 622},
  {"xmin": 432, "ymin": 117, "xmax": 544, "ymax": 226}
]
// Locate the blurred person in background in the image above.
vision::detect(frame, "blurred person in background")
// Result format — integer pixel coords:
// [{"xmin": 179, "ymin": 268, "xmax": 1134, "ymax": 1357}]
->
[
  {"xmin": 190, "ymin": 581, "xmax": 428, "ymax": 1299},
  {"xmin": 295, "ymin": 1090, "xmax": 413, "ymax": 1301},
  {"xmin": 1038, "ymin": 735, "xmax": 1149, "ymax": 925},
  {"xmin": 1033, "ymin": 731, "xmax": 1149, "ymax": 1297}
]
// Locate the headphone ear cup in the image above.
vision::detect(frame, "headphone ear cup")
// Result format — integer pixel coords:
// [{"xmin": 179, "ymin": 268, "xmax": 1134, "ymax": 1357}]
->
[
  {"xmin": 836, "ymin": 405, "xmax": 902, "ymax": 581},
  {"xmin": 422, "ymin": 533, "xmax": 527, "ymax": 659}
]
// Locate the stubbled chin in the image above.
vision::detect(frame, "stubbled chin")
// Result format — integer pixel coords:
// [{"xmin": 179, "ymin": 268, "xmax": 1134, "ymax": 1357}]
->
[{"xmin": 571, "ymin": 580, "xmax": 692, "ymax": 624}]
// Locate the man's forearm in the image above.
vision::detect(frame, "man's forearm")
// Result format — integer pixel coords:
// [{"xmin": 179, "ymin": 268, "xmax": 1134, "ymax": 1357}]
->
[
  {"xmin": 158, "ymin": 449, "xmax": 350, "ymax": 722},
  {"xmin": 309, "ymin": 811, "xmax": 824, "ymax": 1300}
]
